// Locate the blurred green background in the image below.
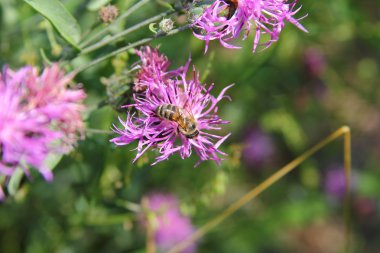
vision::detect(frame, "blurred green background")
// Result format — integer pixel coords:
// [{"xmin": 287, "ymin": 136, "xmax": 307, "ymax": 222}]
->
[{"xmin": 1, "ymin": 0, "xmax": 380, "ymax": 252}]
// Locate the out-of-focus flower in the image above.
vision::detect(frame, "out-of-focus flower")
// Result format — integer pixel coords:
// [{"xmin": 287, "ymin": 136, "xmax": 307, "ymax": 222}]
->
[
  {"xmin": 242, "ymin": 127, "xmax": 275, "ymax": 168},
  {"xmin": 141, "ymin": 193, "xmax": 196, "ymax": 253},
  {"xmin": 303, "ymin": 47, "xmax": 326, "ymax": 78},
  {"xmin": 324, "ymin": 166, "xmax": 355, "ymax": 200},
  {"xmin": 111, "ymin": 47, "xmax": 232, "ymax": 165},
  {"xmin": 192, "ymin": 0, "xmax": 308, "ymax": 52},
  {"xmin": 99, "ymin": 5, "xmax": 119, "ymax": 23},
  {"xmin": 353, "ymin": 197, "xmax": 376, "ymax": 220},
  {"xmin": 0, "ymin": 65, "xmax": 85, "ymax": 183}
]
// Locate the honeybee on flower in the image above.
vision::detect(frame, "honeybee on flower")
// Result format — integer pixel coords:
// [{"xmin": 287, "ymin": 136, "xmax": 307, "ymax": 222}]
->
[
  {"xmin": 192, "ymin": 0, "xmax": 308, "ymax": 52},
  {"xmin": 111, "ymin": 46, "xmax": 232, "ymax": 165}
]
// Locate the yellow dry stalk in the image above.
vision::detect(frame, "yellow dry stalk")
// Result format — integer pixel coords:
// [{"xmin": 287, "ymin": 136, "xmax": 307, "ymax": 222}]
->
[{"xmin": 166, "ymin": 126, "xmax": 352, "ymax": 253}]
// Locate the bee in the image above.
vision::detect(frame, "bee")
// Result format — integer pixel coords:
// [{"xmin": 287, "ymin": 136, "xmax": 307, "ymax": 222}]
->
[
  {"xmin": 224, "ymin": 0, "xmax": 238, "ymax": 20},
  {"xmin": 155, "ymin": 104, "xmax": 199, "ymax": 139}
]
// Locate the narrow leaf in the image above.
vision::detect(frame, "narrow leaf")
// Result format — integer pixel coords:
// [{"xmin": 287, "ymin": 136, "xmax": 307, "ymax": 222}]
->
[
  {"xmin": 44, "ymin": 153, "xmax": 63, "ymax": 171},
  {"xmin": 7, "ymin": 168, "xmax": 24, "ymax": 196},
  {"xmin": 24, "ymin": 0, "xmax": 81, "ymax": 48},
  {"xmin": 87, "ymin": 0, "xmax": 111, "ymax": 11}
]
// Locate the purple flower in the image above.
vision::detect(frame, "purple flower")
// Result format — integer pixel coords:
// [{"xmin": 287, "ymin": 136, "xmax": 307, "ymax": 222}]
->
[
  {"xmin": 142, "ymin": 193, "xmax": 196, "ymax": 253},
  {"xmin": 0, "ymin": 65, "xmax": 85, "ymax": 185},
  {"xmin": 242, "ymin": 127, "xmax": 275, "ymax": 168},
  {"xmin": 324, "ymin": 167, "xmax": 354, "ymax": 200},
  {"xmin": 133, "ymin": 46, "xmax": 173, "ymax": 93},
  {"xmin": 111, "ymin": 47, "xmax": 232, "ymax": 165},
  {"xmin": 192, "ymin": 0, "xmax": 308, "ymax": 52},
  {"xmin": 303, "ymin": 47, "xmax": 326, "ymax": 78}
]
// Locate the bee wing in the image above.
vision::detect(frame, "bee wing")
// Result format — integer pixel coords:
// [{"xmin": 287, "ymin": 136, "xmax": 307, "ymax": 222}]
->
[
  {"xmin": 175, "ymin": 107, "xmax": 188, "ymax": 129},
  {"xmin": 182, "ymin": 108, "xmax": 197, "ymax": 128},
  {"xmin": 184, "ymin": 107, "xmax": 196, "ymax": 121}
]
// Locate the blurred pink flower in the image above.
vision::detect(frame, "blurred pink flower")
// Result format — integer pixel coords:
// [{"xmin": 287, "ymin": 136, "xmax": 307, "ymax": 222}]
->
[
  {"xmin": 143, "ymin": 193, "xmax": 196, "ymax": 253},
  {"xmin": 242, "ymin": 127, "xmax": 275, "ymax": 168},
  {"xmin": 324, "ymin": 166, "xmax": 356, "ymax": 200},
  {"xmin": 0, "ymin": 64, "xmax": 85, "ymax": 184},
  {"xmin": 111, "ymin": 47, "xmax": 232, "ymax": 165},
  {"xmin": 303, "ymin": 47, "xmax": 326, "ymax": 78},
  {"xmin": 193, "ymin": 0, "xmax": 308, "ymax": 52}
]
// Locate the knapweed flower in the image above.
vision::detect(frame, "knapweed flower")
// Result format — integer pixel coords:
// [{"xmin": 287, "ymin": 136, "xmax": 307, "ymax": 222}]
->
[
  {"xmin": 141, "ymin": 193, "xmax": 196, "ymax": 253},
  {"xmin": 133, "ymin": 46, "xmax": 173, "ymax": 93},
  {"xmin": 112, "ymin": 47, "xmax": 232, "ymax": 165},
  {"xmin": 192, "ymin": 0, "xmax": 308, "ymax": 52},
  {"xmin": 0, "ymin": 64, "xmax": 85, "ymax": 184}
]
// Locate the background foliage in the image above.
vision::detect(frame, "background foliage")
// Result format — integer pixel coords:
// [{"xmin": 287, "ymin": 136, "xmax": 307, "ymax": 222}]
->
[{"xmin": 1, "ymin": 0, "xmax": 380, "ymax": 252}]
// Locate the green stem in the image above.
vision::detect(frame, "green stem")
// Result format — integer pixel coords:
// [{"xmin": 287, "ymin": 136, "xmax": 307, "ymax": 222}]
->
[
  {"xmin": 80, "ymin": 9, "xmax": 175, "ymax": 55},
  {"xmin": 72, "ymin": 25, "xmax": 190, "ymax": 74},
  {"xmin": 86, "ymin": 128, "xmax": 113, "ymax": 135},
  {"xmin": 79, "ymin": 0, "xmax": 151, "ymax": 48}
]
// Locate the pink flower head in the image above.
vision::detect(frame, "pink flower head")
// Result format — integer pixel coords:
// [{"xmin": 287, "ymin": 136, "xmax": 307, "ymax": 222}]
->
[
  {"xmin": 142, "ymin": 193, "xmax": 196, "ymax": 253},
  {"xmin": 192, "ymin": 0, "xmax": 308, "ymax": 52},
  {"xmin": 134, "ymin": 46, "xmax": 174, "ymax": 92},
  {"xmin": 111, "ymin": 47, "xmax": 232, "ymax": 165},
  {"xmin": 0, "ymin": 64, "xmax": 85, "ymax": 184}
]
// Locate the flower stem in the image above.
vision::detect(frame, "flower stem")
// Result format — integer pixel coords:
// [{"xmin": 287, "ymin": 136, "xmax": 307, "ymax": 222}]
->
[
  {"xmin": 86, "ymin": 128, "xmax": 113, "ymax": 135},
  {"xmin": 72, "ymin": 25, "xmax": 190, "ymax": 75},
  {"xmin": 167, "ymin": 126, "xmax": 352, "ymax": 253},
  {"xmin": 80, "ymin": 9, "xmax": 176, "ymax": 55},
  {"xmin": 79, "ymin": 0, "xmax": 151, "ymax": 49}
]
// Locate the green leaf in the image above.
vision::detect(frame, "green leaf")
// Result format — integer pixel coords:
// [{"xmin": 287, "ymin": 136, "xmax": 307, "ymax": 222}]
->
[
  {"xmin": 44, "ymin": 153, "xmax": 63, "ymax": 171},
  {"xmin": 87, "ymin": 0, "xmax": 111, "ymax": 11},
  {"xmin": 6, "ymin": 153, "xmax": 62, "ymax": 196},
  {"xmin": 24, "ymin": 0, "xmax": 81, "ymax": 48},
  {"xmin": 148, "ymin": 23, "xmax": 158, "ymax": 34},
  {"xmin": 40, "ymin": 48, "xmax": 53, "ymax": 65},
  {"xmin": 7, "ymin": 167, "xmax": 24, "ymax": 196}
]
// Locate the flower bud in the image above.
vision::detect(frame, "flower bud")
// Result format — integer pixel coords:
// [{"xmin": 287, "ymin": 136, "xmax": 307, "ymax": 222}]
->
[
  {"xmin": 159, "ymin": 18, "xmax": 174, "ymax": 33},
  {"xmin": 98, "ymin": 5, "xmax": 119, "ymax": 23}
]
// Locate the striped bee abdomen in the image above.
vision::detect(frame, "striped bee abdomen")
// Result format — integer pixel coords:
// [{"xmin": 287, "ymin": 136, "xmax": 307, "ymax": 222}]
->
[
  {"xmin": 155, "ymin": 104, "xmax": 179, "ymax": 121},
  {"xmin": 155, "ymin": 104, "xmax": 199, "ymax": 139}
]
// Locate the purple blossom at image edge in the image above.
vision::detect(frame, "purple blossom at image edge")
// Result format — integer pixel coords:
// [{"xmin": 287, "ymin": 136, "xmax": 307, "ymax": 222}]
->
[
  {"xmin": 0, "ymin": 64, "xmax": 85, "ymax": 199},
  {"xmin": 192, "ymin": 0, "xmax": 308, "ymax": 52}
]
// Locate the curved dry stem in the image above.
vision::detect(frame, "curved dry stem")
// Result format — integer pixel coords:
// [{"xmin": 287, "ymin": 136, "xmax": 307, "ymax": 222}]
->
[{"xmin": 167, "ymin": 126, "xmax": 352, "ymax": 253}]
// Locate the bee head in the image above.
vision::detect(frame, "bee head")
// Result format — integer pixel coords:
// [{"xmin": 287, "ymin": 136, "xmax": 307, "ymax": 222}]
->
[{"xmin": 188, "ymin": 122, "xmax": 197, "ymax": 131}]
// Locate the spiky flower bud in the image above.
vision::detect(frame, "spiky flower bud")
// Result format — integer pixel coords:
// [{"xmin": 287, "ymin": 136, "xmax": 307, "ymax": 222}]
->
[
  {"xmin": 99, "ymin": 5, "xmax": 119, "ymax": 23},
  {"xmin": 159, "ymin": 18, "xmax": 174, "ymax": 33}
]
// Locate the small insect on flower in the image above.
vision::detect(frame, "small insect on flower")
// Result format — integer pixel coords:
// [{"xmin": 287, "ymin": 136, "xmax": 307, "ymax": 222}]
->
[
  {"xmin": 192, "ymin": 0, "xmax": 308, "ymax": 53},
  {"xmin": 224, "ymin": 0, "xmax": 238, "ymax": 20},
  {"xmin": 155, "ymin": 104, "xmax": 199, "ymax": 139},
  {"xmin": 111, "ymin": 46, "xmax": 232, "ymax": 165}
]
